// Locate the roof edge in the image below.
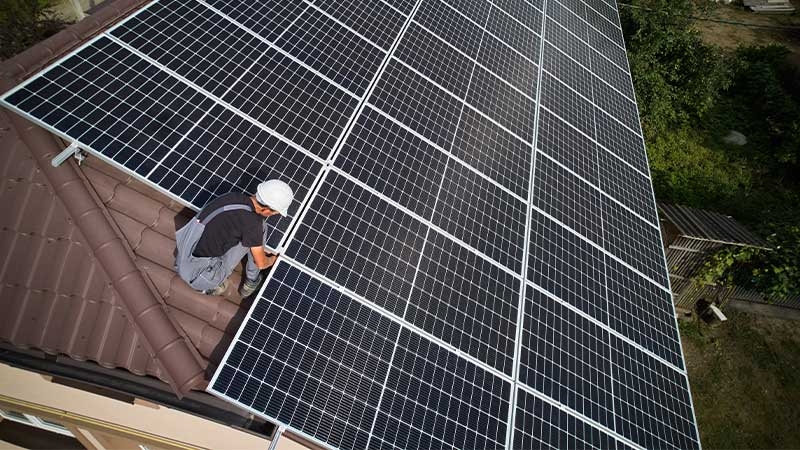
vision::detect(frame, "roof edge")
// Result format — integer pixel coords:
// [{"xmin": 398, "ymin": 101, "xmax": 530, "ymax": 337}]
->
[
  {"xmin": 0, "ymin": 0, "xmax": 207, "ymax": 397},
  {"xmin": 0, "ymin": 0, "xmax": 149, "ymax": 89},
  {"xmin": 3, "ymin": 106, "xmax": 205, "ymax": 397}
]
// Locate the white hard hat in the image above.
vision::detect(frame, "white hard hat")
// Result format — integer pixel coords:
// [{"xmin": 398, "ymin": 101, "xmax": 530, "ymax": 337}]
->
[{"xmin": 256, "ymin": 179, "xmax": 294, "ymax": 216}]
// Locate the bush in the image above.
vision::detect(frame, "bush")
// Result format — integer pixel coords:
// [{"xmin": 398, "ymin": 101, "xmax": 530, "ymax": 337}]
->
[
  {"xmin": 623, "ymin": 0, "xmax": 800, "ymax": 297},
  {"xmin": 0, "ymin": 0, "xmax": 68, "ymax": 60},
  {"xmin": 621, "ymin": 0, "xmax": 730, "ymax": 137},
  {"xmin": 648, "ymin": 127, "xmax": 751, "ymax": 207}
]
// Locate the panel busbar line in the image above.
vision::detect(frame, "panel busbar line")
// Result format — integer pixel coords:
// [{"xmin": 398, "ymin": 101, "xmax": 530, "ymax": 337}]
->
[
  {"xmin": 1, "ymin": 0, "xmax": 701, "ymax": 448},
  {"xmin": 210, "ymin": 261, "xmax": 401, "ymax": 450}
]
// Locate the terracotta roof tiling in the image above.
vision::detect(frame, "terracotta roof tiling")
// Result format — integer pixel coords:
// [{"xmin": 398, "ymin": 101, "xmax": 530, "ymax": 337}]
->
[
  {"xmin": 0, "ymin": 0, "xmax": 252, "ymax": 398},
  {"xmin": 0, "ymin": 110, "xmax": 248, "ymax": 391},
  {"xmin": 0, "ymin": 112, "xmax": 162, "ymax": 378}
]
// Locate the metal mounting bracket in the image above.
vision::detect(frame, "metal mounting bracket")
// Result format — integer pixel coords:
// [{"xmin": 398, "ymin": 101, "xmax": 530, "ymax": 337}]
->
[
  {"xmin": 51, "ymin": 142, "xmax": 86, "ymax": 167},
  {"xmin": 267, "ymin": 425, "xmax": 287, "ymax": 450}
]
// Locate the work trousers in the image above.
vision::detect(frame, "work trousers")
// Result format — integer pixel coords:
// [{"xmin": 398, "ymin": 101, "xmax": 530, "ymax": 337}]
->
[{"xmin": 174, "ymin": 205, "xmax": 260, "ymax": 292}]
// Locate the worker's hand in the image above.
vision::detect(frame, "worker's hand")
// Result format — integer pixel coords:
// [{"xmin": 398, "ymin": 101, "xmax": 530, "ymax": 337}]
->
[{"xmin": 264, "ymin": 253, "xmax": 278, "ymax": 268}]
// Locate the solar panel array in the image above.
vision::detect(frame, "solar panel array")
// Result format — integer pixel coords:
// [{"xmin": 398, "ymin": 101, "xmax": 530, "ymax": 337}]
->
[{"xmin": 1, "ymin": 0, "xmax": 701, "ymax": 448}]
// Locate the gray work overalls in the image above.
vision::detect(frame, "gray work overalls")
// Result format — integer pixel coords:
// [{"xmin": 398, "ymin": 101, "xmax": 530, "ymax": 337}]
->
[{"xmin": 175, "ymin": 204, "xmax": 261, "ymax": 292}]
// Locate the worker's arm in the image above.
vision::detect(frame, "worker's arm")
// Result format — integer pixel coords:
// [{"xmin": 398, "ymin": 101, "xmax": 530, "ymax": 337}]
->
[{"xmin": 250, "ymin": 246, "xmax": 278, "ymax": 270}]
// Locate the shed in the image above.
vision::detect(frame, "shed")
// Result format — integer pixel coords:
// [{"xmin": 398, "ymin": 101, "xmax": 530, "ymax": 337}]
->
[{"xmin": 659, "ymin": 204, "xmax": 800, "ymax": 311}]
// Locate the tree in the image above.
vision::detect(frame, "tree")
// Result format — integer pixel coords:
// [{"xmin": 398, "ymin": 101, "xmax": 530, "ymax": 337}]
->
[
  {"xmin": 622, "ymin": 0, "xmax": 800, "ymax": 297},
  {"xmin": 620, "ymin": 0, "xmax": 730, "ymax": 138},
  {"xmin": 0, "ymin": 0, "xmax": 68, "ymax": 60}
]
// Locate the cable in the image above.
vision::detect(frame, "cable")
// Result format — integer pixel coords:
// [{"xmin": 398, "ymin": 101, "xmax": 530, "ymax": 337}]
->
[{"xmin": 617, "ymin": 2, "xmax": 800, "ymax": 30}]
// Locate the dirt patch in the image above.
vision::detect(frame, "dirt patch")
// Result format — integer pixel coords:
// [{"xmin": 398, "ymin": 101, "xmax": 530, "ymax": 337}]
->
[
  {"xmin": 695, "ymin": 3, "xmax": 800, "ymax": 67},
  {"xmin": 681, "ymin": 309, "xmax": 800, "ymax": 448}
]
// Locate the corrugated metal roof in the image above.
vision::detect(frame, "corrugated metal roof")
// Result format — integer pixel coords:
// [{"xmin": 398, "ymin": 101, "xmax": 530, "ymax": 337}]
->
[{"xmin": 658, "ymin": 203, "xmax": 770, "ymax": 249}]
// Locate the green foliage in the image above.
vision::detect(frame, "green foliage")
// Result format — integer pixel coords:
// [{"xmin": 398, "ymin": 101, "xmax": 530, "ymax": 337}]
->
[
  {"xmin": 751, "ymin": 224, "xmax": 800, "ymax": 297},
  {"xmin": 692, "ymin": 214, "xmax": 800, "ymax": 298},
  {"xmin": 620, "ymin": 0, "xmax": 730, "ymax": 137},
  {"xmin": 622, "ymin": 0, "xmax": 800, "ymax": 297},
  {"xmin": 0, "ymin": 0, "xmax": 68, "ymax": 60},
  {"xmin": 647, "ymin": 127, "xmax": 751, "ymax": 207},
  {"xmin": 694, "ymin": 245, "xmax": 762, "ymax": 293},
  {"xmin": 710, "ymin": 45, "xmax": 800, "ymax": 178}
]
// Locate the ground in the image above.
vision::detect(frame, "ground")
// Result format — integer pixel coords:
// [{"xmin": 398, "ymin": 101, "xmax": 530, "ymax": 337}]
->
[
  {"xmin": 680, "ymin": 308, "xmax": 800, "ymax": 449},
  {"xmin": 695, "ymin": 2, "xmax": 800, "ymax": 67},
  {"xmin": 680, "ymin": 6, "xmax": 800, "ymax": 447}
]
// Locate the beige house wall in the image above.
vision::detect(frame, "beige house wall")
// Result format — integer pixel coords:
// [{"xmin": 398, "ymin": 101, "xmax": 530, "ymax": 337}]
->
[{"xmin": 0, "ymin": 363, "xmax": 271, "ymax": 450}]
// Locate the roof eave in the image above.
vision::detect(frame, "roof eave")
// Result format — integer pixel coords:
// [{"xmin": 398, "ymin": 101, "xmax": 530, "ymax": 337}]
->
[{"xmin": 0, "ymin": 0, "xmax": 206, "ymax": 397}]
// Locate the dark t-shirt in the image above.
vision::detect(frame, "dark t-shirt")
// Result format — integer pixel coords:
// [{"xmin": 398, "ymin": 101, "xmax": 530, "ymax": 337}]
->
[{"xmin": 193, "ymin": 193, "xmax": 263, "ymax": 257}]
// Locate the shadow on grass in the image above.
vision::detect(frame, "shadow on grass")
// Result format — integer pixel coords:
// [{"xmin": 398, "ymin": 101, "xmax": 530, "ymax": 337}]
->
[{"xmin": 681, "ymin": 309, "xmax": 800, "ymax": 449}]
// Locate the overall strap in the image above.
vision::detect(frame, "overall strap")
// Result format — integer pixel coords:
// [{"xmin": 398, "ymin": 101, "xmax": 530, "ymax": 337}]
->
[{"xmin": 200, "ymin": 204, "xmax": 253, "ymax": 226}]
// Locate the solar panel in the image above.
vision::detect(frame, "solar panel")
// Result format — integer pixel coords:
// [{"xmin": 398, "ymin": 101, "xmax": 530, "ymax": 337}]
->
[{"xmin": 1, "ymin": 0, "xmax": 701, "ymax": 448}]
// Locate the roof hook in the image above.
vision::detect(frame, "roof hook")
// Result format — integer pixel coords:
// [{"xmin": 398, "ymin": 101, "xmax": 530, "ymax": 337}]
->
[{"xmin": 51, "ymin": 142, "xmax": 86, "ymax": 167}]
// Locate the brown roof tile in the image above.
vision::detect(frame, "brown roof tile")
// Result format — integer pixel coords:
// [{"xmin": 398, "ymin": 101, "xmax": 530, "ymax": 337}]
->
[
  {"xmin": 0, "ymin": 0, "xmax": 254, "ymax": 397},
  {"xmin": 0, "ymin": 108, "xmax": 224, "ymax": 393}
]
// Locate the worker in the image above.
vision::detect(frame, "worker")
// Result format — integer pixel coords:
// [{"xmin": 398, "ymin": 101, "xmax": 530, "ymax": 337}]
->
[{"xmin": 175, "ymin": 180, "xmax": 294, "ymax": 297}]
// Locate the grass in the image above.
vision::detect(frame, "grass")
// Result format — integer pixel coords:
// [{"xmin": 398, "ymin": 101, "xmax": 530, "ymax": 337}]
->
[{"xmin": 680, "ymin": 309, "xmax": 800, "ymax": 448}]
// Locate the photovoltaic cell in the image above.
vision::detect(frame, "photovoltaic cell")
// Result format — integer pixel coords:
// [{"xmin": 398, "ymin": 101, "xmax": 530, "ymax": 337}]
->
[
  {"xmin": 313, "ymin": 0, "xmax": 406, "ymax": 51},
  {"xmin": 477, "ymin": 31, "xmax": 538, "ymax": 94},
  {"xmin": 492, "ymin": 0, "xmax": 544, "ymax": 32},
  {"xmin": 5, "ymin": 37, "xmax": 212, "ymax": 189},
  {"xmin": 394, "ymin": 23, "xmax": 475, "ymax": 99},
  {"xmin": 335, "ymin": 106, "xmax": 448, "ymax": 219},
  {"xmin": 466, "ymin": 65, "xmax": 537, "ymax": 142},
  {"xmin": 1, "ymin": 0, "xmax": 703, "ymax": 446},
  {"xmin": 414, "ymin": 0, "xmax": 485, "ymax": 59},
  {"xmin": 589, "ymin": 27, "xmax": 629, "ymax": 70},
  {"xmin": 433, "ymin": 161, "xmax": 526, "ymax": 273},
  {"xmin": 584, "ymin": 6, "xmax": 624, "ymax": 45},
  {"xmin": 450, "ymin": 106, "xmax": 532, "ymax": 198},
  {"xmin": 540, "ymin": 72, "xmax": 595, "ymax": 139},
  {"xmin": 611, "ymin": 336, "xmax": 699, "ymax": 450},
  {"xmin": 546, "ymin": 17, "xmax": 591, "ymax": 67},
  {"xmin": 221, "ymin": 47, "xmax": 358, "ymax": 159},
  {"xmin": 590, "ymin": 49, "xmax": 635, "ymax": 100},
  {"xmin": 519, "ymin": 288, "xmax": 614, "ymax": 427},
  {"xmin": 591, "ymin": 75, "xmax": 641, "ymax": 132},
  {"xmin": 598, "ymin": 148, "xmax": 659, "ymax": 225},
  {"xmin": 555, "ymin": 0, "xmax": 586, "ymax": 18},
  {"xmin": 605, "ymin": 257, "xmax": 684, "ymax": 369},
  {"xmin": 514, "ymin": 389, "xmax": 633, "ymax": 450},
  {"xmin": 485, "ymin": 5, "xmax": 540, "ymax": 63},
  {"xmin": 150, "ymin": 103, "xmax": 322, "ymax": 210},
  {"xmin": 275, "ymin": 7, "xmax": 386, "ymax": 96},
  {"xmin": 383, "ymin": 0, "xmax": 417, "ymax": 16},
  {"xmin": 443, "ymin": 0, "xmax": 492, "ymax": 25},
  {"xmin": 286, "ymin": 171, "xmax": 427, "ymax": 318},
  {"xmin": 370, "ymin": 329, "xmax": 510, "ymax": 450},
  {"xmin": 407, "ymin": 230, "xmax": 519, "ymax": 375},
  {"xmin": 542, "ymin": 41, "xmax": 592, "ymax": 102},
  {"xmin": 595, "ymin": 108, "xmax": 650, "ymax": 175},
  {"xmin": 602, "ymin": 196, "xmax": 670, "ymax": 287},
  {"xmin": 529, "ymin": 210, "xmax": 608, "ymax": 322},
  {"xmin": 369, "ymin": 59, "xmax": 463, "ymax": 150},
  {"xmin": 533, "ymin": 152, "xmax": 604, "ymax": 247},
  {"xmin": 110, "ymin": 0, "xmax": 270, "ymax": 99},
  {"xmin": 202, "ymin": 0, "xmax": 306, "ymax": 43},
  {"xmin": 536, "ymin": 108, "xmax": 599, "ymax": 185},
  {"xmin": 585, "ymin": 0, "xmax": 620, "ymax": 23},
  {"xmin": 211, "ymin": 261, "xmax": 401, "ymax": 450},
  {"xmin": 546, "ymin": 0, "xmax": 588, "ymax": 40}
]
